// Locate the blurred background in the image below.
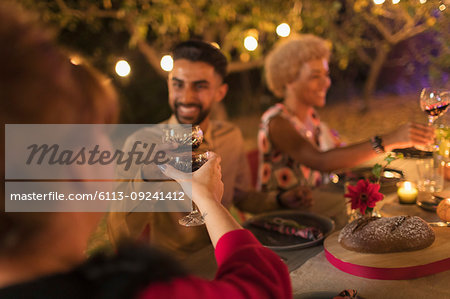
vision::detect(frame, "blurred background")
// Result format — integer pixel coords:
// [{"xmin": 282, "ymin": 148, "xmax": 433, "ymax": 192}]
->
[{"xmin": 15, "ymin": 0, "xmax": 450, "ymax": 148}]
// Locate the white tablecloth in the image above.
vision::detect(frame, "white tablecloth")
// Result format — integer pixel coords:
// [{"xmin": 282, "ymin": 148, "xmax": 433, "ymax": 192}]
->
[{"xmin": 291, "ymin": 157, "xmax": 450, "ymax": 298}]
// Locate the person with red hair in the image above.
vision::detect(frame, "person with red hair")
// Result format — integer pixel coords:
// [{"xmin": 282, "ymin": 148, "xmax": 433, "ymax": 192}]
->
[{"xmin": 0, "ymin": 2, "xmax": 291, "ymax": 298}]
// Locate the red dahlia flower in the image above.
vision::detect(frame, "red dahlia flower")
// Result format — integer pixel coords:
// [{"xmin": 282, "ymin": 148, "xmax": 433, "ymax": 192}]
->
[{"xmin": 344, "ymin": 179, "xmax": 384, "ymax": 215}]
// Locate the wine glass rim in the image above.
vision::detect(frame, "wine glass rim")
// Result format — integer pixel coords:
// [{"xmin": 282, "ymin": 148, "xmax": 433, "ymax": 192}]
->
[{"xmin": 421, "ymin": 87, "xmax": 449, "ymax": 92}]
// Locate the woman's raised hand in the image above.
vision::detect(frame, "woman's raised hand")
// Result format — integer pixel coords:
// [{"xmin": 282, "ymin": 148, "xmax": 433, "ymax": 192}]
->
[
  {"xmin": 159, "ymin": 152, "xmax": 224, "ymax": 207},
  {"xmin": 383, "ymin": 122, "xmax": 435, "ymax": 151}
]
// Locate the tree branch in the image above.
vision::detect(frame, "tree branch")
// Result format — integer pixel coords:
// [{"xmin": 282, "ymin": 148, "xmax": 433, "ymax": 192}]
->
[
  {"xmin": 329, "ymin": 23, "xmax": 372, "ymax": 65},
  {"xmin": 136, "ymin": 40, "xmax": 167, "ymax": 78},
  {"xmin": 361, "ymin": 11, "xmax": 395, "ymax": 44},
  {"xmin": 392, "ymin": 23, "xmax": 429, "ymax": 43}
]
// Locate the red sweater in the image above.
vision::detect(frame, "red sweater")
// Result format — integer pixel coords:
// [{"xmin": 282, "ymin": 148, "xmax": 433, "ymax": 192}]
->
[{"xmin": 137, "ymin": 229, "xmax": 292, "ymax": 299}]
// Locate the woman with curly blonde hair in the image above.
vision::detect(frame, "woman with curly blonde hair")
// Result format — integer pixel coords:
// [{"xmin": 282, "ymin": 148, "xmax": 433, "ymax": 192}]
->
[{"xmin": 258, "ymin": 34, "xmax": 433, "ymax": 208}]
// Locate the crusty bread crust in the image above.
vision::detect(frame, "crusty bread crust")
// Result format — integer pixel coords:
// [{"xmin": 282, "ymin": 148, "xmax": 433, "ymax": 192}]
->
[{"xmin": 338, "ymin": 216, "xmax": 435, "ymax": 253}]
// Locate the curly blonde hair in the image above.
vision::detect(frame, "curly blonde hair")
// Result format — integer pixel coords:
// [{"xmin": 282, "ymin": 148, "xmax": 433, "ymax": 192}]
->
[{"xmin": 265, "ymin": 34, "xmax": 331, "ymax": 98}]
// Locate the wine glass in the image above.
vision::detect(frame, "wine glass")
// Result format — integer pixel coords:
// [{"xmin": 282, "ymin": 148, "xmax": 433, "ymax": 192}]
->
[
  {"xmin": 420, "ymin": 88, "xmax": 449, "ymax": 125},
  {"xmin": 176, "ymin": 151, "xmax": 209, "ymax": 226},
  {"xmin": 162, "ymin": 125, "xmax": 203, "ymax": 151},
  {"xmin": 162, "ymin": 125, "xmax": 208, "ymax": 226},
  {"xmin": 418, "ymin": 88, "xmax": 450, "ymax": 151}
]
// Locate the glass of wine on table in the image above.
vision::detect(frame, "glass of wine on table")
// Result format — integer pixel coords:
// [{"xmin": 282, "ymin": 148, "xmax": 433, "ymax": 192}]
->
[{"xmin": 418, "ymin": 88, "xmax": 450, "ymax": 152}]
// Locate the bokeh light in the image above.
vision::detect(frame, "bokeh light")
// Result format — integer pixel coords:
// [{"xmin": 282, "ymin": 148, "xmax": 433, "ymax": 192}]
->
[
  {"xmin": 244, "ymin": 36, "xmax": 258, "ymax": 51},
  {"xmin": 276, "ymin": 23, "xmax": 291, "ymax": 37},
  {"xmin": 160, "ymin": 55, "xmax": 174, "ymax": 72},
  {"xmin": 115, "ymin": 60, "xmax": 131, "ymax": 77},
  {"xmin": 210, "ymin": 42, "xmax": 220, "ymax": 49}
]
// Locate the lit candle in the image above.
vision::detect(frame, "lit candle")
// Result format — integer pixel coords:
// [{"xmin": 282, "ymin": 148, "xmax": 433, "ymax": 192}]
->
[{"xmin": 397, "ymin": 181, "xmax": 418, "ymax": 204}]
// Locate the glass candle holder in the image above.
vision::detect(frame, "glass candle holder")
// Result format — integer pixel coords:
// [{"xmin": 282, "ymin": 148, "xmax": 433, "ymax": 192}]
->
[{"xmin": 397, "ymin": 181, "xmax": 418, "ymax": 204}]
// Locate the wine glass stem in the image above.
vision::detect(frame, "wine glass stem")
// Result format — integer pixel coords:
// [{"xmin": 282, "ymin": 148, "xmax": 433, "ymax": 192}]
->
[
  {"xmin": 192, "ymin": 202, "xmax": 201, "ymax": 214},
  {"xmin": 427, "ymin": 116, "xmax": 438, "ymax": 151},
  {"xmin": 428, "ymin": 116, "xmax": 435, "ymax": 126}
]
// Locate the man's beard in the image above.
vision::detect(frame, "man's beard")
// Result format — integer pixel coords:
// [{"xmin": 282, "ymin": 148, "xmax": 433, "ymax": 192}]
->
[{"xmin": 173, "ymin": 102, "xmax": 210, "ymax": 125}]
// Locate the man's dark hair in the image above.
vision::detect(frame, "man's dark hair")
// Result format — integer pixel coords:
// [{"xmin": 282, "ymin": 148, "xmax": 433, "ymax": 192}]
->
[{"xmin": 172, "ymin": 40, "xmax": 228, "ymax": 80}]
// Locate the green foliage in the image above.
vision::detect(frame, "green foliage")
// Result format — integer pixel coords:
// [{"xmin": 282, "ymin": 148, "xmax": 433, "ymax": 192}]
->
[
  {"xmin": 15, "ymin": 0, "xmax": 450, "ymax": 120},
  {"xmin": 372, "ymin": 163, "xmax": 383, "ymax": 180},
  {"xmin": 372, "ymin": 152, "xmax": 403, "ymax": 181},
  {"xmin": 18, "ymin": 0, "xmax": 449, "ymax": 76}
]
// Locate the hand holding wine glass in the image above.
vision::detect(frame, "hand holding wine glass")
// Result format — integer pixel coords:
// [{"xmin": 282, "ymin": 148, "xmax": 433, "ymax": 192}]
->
[
  {"xmin": 159, "ymin": 152, "xmax": 224, "ymax": 225},
  {"xmin": 162, "ymin": 125, "xmax": 210, "ymax": 226}
]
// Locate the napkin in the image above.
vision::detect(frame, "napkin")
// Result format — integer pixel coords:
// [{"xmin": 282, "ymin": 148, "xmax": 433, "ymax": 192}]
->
[{"xmin": 249, "ymin": 217, "xmax": 323, "ymax": 241}]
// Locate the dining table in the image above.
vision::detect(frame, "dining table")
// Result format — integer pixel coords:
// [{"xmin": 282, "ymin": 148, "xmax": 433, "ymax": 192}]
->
[{"xmin": 181, "ymin": 155, "xmax": 450, "ymax": 299}]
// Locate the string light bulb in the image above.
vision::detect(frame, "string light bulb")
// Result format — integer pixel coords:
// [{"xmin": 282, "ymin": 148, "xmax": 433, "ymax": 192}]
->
[
  {"xmin": 276, "ymin": 23, "xmax": 291, "ymax": 37},
  {"xmin": 373, "ymin": 0, "xmax": 385, "ymax": 4},
  {"xmin": 160, "ymin": 55, "xmax": 174, "ymax": 72},
  {"xmin": 115, "ymin": 60, "xmax": 131, "ymax": 77},
  {"xmin": 244, "ymin": 36, "xmax": 258, "ymax": 51}
]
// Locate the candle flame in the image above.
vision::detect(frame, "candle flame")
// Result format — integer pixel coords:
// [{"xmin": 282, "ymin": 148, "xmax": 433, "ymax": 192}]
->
[{"xmin": 404, "ymin": 181, "xmax": 412, "ymax": 191}]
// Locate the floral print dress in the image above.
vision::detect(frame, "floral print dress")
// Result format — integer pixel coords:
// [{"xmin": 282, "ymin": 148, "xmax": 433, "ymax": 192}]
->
[{"xmin": 257, "ymin": 103, "xmax": 340, "ymax": 194}]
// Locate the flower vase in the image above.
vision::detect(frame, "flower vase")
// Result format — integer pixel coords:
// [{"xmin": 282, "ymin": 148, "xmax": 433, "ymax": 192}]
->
[
  {"xmin": 347, "ymin": 206, "xmax": 381, "ymax": 223},
  {"xmin": 344, "ymin": 179, "xmax": 384, "ymax": 223}
]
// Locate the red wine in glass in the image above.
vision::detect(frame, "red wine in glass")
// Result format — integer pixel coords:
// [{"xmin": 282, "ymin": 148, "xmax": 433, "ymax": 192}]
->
[
  {"xmin": 162, "ymin": 125, "xmax": 208, "ymax": 226},
  {"xmin": 424, "ymin": 103, "xmax": 449, "ymax": 118},
  {"xmin": 418, "ymin": 88, "xmax": 450, "ymax": 152},
  {"xmin": 420, "ymin": 88, "xmax": 449, "ymax": 125}
]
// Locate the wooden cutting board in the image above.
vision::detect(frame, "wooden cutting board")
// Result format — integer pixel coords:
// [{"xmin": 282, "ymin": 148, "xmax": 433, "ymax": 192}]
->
[{"xmin": 324, "ymin": 227, "xmax": 450, "ymax": 280}]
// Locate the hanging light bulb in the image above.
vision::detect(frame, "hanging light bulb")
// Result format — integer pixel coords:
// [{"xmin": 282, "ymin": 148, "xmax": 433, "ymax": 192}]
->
[
  {"xmin": 244, "ymin": 36, "xmax": 258, "ymax": 51},
  {"xmin": 276, "ymin": 23, "xmax": 291, "ymax": 37},
  {"xmin": 115, "ymin": 60, "xmax": 131, "ymax": 77},
  {"xmin": 160, "ymin": 55, "xmax": 174, "ymax": 72}
]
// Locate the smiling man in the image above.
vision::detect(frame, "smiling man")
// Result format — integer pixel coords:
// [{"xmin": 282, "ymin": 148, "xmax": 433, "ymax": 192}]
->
[
  {"xmin": 168, "ymin": 47, "xmax": 227, "ymax": 127},
  {"xmin": 162, "ymin": 41, "xmax": 247, "ymax": 210},
  {"xmin": 107, "ymin": 41, "xmax": 289, "ymax": 258}
]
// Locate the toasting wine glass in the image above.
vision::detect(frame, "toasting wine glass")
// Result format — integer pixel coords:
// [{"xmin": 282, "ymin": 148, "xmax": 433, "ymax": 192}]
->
[
  {"xmin": 162, "ymin": 125, "xmax": 208, "ymax": 226},
  {"xmin": 162, "ymin": 125, "xmax": 203, "ymax": 151},
  {"xmin": 417, "ymin": 88, "xmax": 450, "ymax": 151},
  {"xmin": 420, "ymin": 88, "xmax": 449, "ymax": 125}
]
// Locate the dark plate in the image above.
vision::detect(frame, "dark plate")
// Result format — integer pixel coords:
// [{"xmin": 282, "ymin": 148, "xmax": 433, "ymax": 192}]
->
[
  {"xmin": 392, "ymin": 147, "xmax": 433, "ymax": 158},
  {"xmin": 416, "ymin": 200, "xmax": 438, "ymax": 211},
  {"xmin": 416, "ymin": 196, "xmax": 444, "ymax": 212},
  {"xmin": 333, "ymin": 167, "xmax": 404, "ymax": 193},
  {"xmin": 243, "ymin": 211, "xmax": 335, "ymax": 250}
]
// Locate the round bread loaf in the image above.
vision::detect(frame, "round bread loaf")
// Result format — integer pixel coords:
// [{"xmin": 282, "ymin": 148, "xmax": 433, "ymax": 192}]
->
[{"xmin": 338, "ymin": 216, "xmax": 435, "ymax": 253}]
